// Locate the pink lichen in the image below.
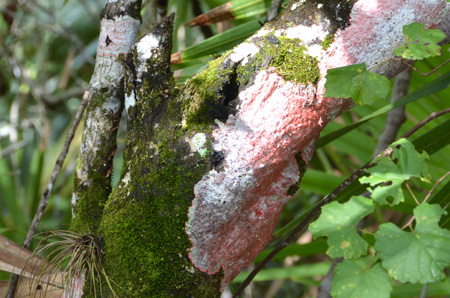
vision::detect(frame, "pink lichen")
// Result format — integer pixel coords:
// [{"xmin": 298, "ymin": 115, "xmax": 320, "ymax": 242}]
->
[
  {"xmin": 320, "ymin": 0, "xmax": 446, "ymax": 77},
  {"xmin": 186, "ymin": 69, "xmax": 350, "ymax": 288},
  {"xmin": 185, "ymin": 0, "xmax": 449, "ymax": 289}
]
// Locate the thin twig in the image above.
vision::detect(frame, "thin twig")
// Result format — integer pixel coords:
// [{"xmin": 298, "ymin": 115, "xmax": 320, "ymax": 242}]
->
[
  {"xmin": 393, "ymin": 57, "xmax": 450, "ymax": 77},
  {"xmin": 372, "ymin": 68, "xmax": 410, "ymax": 157},
  {"xmin": 0, "ymin": 140, "xmax": 28, "ymax": 159},
  {"xmin": 402, "ymin": 170, "xmax": 450, "ymax": 230},
  {"xmin": 420, "ymin": 283, "xmax": 429, "ymax": 298},
  {"xmin": 6, "ymin": 91, "xmax": 89, "ymax": 298},
  {"xmin": 400, "ymin": 108, "xmax": 450, "ymax": 139}
]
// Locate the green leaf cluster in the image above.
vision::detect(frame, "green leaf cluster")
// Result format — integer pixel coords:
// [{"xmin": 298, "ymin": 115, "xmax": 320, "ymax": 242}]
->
[
  {"xmin": 309, "ymin": 140, "xmax": 450, "ymax": 298},
  {"xmin": 394, "ymin": 23, "xmax": 446, "ymax": 60},
  {"xmin": 360, "ymin": 138, "xmax": 429, "ymax": 205},
  {"xmin": 324, "ymin": 64, "xmax": 391, "ymax": 105}
]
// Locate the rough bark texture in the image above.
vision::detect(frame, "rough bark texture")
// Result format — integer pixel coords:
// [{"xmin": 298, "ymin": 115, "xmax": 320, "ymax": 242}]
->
[
  {"xmin": 71, "ymin": 0, "xmax": 450, "ymax": 296},
  {"xmin": 72, "ymin": 0, "xmax": 142, "ymax": 233}
]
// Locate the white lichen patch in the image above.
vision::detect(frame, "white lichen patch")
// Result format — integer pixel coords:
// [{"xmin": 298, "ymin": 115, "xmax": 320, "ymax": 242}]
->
[
  {"xmin": 135, "ymin": 33, "xmax": 163, "ymax": 81},
  {"xmin": 193, "ymin": 133, "xmax": 206, "ymax": 151},
  {"xmin": 102, "ymin": 96, "xmax": 121, "ymax": 113},
  {"xmin": 125, "ymin": 90, "xmax": 136, "ymax": 111},
  {"xmin": 185, "ymin": 133, "xmax": 209, "ymax": 158},
  {"xmin": 276, "ymin": 21, "xmax": 330, "ymax": 58},
  {"xmin": 71, "ymin": 193, "xmax": 79, "ymax": 218},
  {"xmin": 137, "ymin": 33, "xmax": 161, "ymax": 60},
  {"xmin": 230, "ymin": 42, "xmax": 260, "ymax": 66},
  {"xmin": 122, "ymin": 172, "xmax": 131, "ymax": 187},
  {"xmin": 291, "ymin": 1, "xmax": 305, "ymax": 11}
]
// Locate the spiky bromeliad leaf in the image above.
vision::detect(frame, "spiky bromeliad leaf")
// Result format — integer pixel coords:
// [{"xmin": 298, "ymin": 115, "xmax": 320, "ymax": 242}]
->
[
  {"xmin": 309, "ymin": 196, "xmax": 374, "ymax": 259},
  {"xmin": 375, "ymin": 203, "xmax": 450, "ymax": 283},
  {"xmin": 360, "ymin": 138, "xmax": 429, "ymax": 206},
  {"xmin": 185, "ymin": 0, "xmax": 272, "ymax": 26}
]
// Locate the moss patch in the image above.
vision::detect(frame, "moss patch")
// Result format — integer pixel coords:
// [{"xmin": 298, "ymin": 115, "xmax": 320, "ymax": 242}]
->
[
  {"xmin": 98, "ymin": 71, "xmax": 222, "ymax": 297},
  {"xmin": 269, "ymin": 36, "xmax": 320, "ymax": 85},
  {"xmin": 321, "ymin": 31, "xmax": 336, "ymax": 50},
  {"xmin": 236, "ymin": 35, "xmax": 320, "ymax": 86}
]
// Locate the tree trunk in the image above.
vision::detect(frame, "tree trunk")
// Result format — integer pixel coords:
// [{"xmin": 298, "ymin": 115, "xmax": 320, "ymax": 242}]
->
[{"xmin": 71, "ymin": 0, "xmax": 450, "ymax": 296}]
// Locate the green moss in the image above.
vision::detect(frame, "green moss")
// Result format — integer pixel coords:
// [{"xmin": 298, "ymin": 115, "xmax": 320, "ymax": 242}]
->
[
  {"xmin": 182, "ymin": 52, "xmax": 234, "ymax": 128},
  {"xmin": 236, "ymin": 35, "xmax": 320, "ymax": 86},
  {"xmin": 72, "ymin": 90, "xmax": 122, "ymax": 234},
  {"xmin": 269, "ymin": 36, "xmax": 320, "ymax": 85},
  {"xmin": 98, "ymin": 80, "xmax": 221, "ymax": 297},
  {"xmin": 321, "ymin": 32, "xmax": 336, "ymax": 50}
]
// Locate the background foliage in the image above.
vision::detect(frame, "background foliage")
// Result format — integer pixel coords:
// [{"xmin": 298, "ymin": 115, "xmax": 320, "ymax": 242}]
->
[{"xmin": 0, "ymin": 0, "xmax": 449, "ymax": 297}]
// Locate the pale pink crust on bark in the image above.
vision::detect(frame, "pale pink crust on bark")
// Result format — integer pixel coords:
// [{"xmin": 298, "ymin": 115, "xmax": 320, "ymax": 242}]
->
[
  {"xmin": 321, "ymin": 0, "xmax": 446, "ymax": 77},
  {"xmin": 186, "ymin": 0, "xmax": 449, "ymax": 289},
  {"xmin": 186, "ymin": 69, "xmax": 351, "ymax": 288}
]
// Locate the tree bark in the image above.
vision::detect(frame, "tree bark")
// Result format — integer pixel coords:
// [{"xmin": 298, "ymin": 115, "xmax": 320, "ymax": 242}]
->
[{"xmin": 71, "ymin": 0, "xmax": 450, "ymax": 296}]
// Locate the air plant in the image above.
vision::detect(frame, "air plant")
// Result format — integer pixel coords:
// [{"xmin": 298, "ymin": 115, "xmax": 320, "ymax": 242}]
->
[{"xmin": 22, "ymin": 230, "xmax": 120, "ymax": 298}]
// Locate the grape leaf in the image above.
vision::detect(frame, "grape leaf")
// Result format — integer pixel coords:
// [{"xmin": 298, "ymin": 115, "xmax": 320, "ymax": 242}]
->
[
  {"xmin": 360, "ymin": 138, "xmax": 429, "ymax": 205},
  {"xmin": 309, "ymin": 196, "xmax": 374, "ymax": 259},
  {"xmin": 394, "ymin": 22, "xmax": 446, "ymax": 59},
  {"xmin": 375, "ymin": 203, "xmax": 450, "ymax": 283},
  {"xmin": 331, "ymin": 256, "xmax": 392, "ymax": 298},
  {"xmin": 324, "ymin": 63, "xmax": 391, "ymax": 105}
]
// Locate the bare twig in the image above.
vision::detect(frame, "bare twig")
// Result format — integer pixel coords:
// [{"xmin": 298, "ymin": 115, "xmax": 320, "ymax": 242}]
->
[
  {"xmin": 394, "ymin": 57, "xmax": 450, "ymax": 77},
  {"xmin": 373, "ymin": 68, "xmax": 410, "ymax": 156},
  {"xmin": 402, "ymin": 170, "xmax": 450, "ymax": 230},
  {"xmin": 6, "ymin": 91, "xmax": 89, "ymax": 298},
  {"xmin": 420, "ymin": 283, "xmax": 429, "ymax": 298},
  {"xmin": 401, "ymin": 108, "xmax": 450, "ymax": 139}
]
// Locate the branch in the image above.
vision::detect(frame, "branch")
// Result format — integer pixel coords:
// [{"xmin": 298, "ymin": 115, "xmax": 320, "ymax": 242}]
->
[
  {"xmin": 373, "ymin": 68, "xmax": 411, "ymax": 156},
  {"xmin": 401, "ymin": 108, "xmax": 450, "ymax": 139},
  {"xmin": 71, "ymin": 0, "xmax": 142, "ymax": 233}
]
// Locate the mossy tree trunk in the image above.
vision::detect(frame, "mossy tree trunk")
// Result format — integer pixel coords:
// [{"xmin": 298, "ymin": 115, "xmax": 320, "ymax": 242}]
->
[{"xmin": 71, "ymin": 0, "xmax": 450, "ymax": 297}]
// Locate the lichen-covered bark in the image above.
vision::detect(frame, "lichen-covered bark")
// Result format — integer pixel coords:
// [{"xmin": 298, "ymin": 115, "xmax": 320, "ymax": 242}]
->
[
  {"xmin": 70, "ymin": 0, "xmax": 450, "ymax": 296},
  {"xmin": 72, "ymin": 0, "xmax": 142, "ymax": 233},
  {"xmin": 98, "ymin": 16, "xmax": 222, "ymax": 297},
  {"xmin": 183, "ymin": 0, "xmax": 450, "ymax": 289}
]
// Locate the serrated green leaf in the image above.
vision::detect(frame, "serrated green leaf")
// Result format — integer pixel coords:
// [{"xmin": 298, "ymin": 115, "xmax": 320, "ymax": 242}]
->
[
  {"xmin": 324, "ymin": 63, "xmax": 391, "ymax": 105},
  {"xmin": 394, "ymin": 22, "xmax": 446, "ymax": 59},
  {"xmin": 309, "ymin": 196, "xmax": 374, "ymax": 259},
  {"xmin": 360, "ymin": 139, "xmax": 429, "ymax": 205},
  {"xmin": 332, "ymin": 256, "xmax": 392, "ymax": 298},
  {"xmin": 375, "ymin": 203, "xmax": 450, "ymax": 283}
]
